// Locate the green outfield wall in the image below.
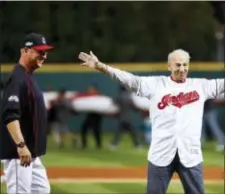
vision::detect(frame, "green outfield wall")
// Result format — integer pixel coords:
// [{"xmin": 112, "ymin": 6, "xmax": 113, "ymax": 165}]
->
[{"xmin": 1, "ymin": 63, "xmax": 224, "ymax": 134}]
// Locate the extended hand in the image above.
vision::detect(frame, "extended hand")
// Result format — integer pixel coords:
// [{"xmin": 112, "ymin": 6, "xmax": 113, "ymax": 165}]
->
[{"xmin": 78, "ymin": 51, "xmax": 100, "ymax": 69}]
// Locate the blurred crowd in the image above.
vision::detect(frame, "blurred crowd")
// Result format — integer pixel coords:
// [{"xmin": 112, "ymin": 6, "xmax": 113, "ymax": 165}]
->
[
  {"xmin": 0, "ymin": 81, "xmax": 224, "ymax": 152},
  {"xmin": 43, "ymin": 83, "xmax": 225, "ymax": 152},
  {"xmin": 45, "ymin": 84, "xmax": 147, "ymax": 150}
]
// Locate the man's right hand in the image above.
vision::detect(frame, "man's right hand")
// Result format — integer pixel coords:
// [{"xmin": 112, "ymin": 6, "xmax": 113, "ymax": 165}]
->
[
  {"xmin": 79, "ymin": 51, "xmax": 109, "ymax": 73},
  {"xmin": 78, "ymin": 51, "xmax": 101, "ymax": 69},
  {"xmin": 17, "ymin": 146, "xmax": 32, "ymax": 167}
]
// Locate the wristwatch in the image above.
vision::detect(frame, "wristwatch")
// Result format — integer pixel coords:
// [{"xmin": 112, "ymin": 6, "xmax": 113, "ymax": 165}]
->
[{"xmin": 16, "ymin": 142, "xmax": 26, "ymax": 148}]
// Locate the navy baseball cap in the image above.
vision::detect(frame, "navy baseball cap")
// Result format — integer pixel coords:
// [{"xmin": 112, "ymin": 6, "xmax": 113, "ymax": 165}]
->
[{"xmin": 22, "ymin": 32, "xmax": 53, "ymax": 51}]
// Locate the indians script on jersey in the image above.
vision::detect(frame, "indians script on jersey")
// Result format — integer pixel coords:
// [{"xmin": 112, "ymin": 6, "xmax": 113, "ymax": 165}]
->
[{"xmin": 158, "ymin": 90, "xmax": 200, "ymax": 109}]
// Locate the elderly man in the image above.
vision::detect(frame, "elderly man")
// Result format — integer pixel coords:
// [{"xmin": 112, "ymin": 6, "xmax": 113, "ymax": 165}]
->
[{"xmin": 78, "ymin": 49, "xmax": 224, "ymax": 194}]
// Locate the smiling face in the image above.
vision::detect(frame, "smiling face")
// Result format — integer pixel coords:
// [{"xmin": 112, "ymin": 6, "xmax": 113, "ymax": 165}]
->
[
  {"xmin": 168, "ymin": 49, "xmax": 190, "ymax": 82},
  {"xmin": 28, "ymin": 48, "xmax": 48, "ymax": 68},
  {"xmin": 22, "ymin": 47, "xmax": 48, "ymax": 70}
]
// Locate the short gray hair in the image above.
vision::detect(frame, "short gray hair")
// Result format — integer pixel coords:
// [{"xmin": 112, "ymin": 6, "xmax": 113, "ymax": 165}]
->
[{"xmin": 168, "ymin": 49, "xmax": 191, "ymax": 64}]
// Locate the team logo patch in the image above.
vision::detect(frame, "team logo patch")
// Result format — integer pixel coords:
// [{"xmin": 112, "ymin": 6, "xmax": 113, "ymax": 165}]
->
[
  {"xmin": 25, "ymin": 41, "xmax": 33, "ymax": 46},
  {"xmin": 8, "ymin": 95, "xmax": 19, "ymax": 102},
  {"xmin": 158, "ymin": 90, "xmax": 200, "ymax": 109}
]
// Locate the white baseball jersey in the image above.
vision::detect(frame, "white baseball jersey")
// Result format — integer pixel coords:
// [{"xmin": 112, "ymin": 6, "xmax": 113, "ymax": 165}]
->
[{"xmin": 107, "ymin": 66, "xmax": 224, "ymax": 167}]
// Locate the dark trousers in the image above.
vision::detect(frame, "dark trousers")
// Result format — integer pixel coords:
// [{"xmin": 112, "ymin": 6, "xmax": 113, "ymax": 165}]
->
[
  {"xmin": 112, "ymin": 120, "xmax": 140, "ymax": 147},
  {"xmin": 81, "ymin": 113, "xmax": 102, "ymax": 149},
  {"xmin": 147, "ymin": 152, "xmax": 205, "ymax": 194}
]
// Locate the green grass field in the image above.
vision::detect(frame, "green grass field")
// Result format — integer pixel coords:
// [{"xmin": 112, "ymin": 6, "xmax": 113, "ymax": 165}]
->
[
  {"xmin": 1, "ymin": 134, "xmax": 224, "ymax": 194},
  {"xmin": 42, "ymin": 134, "xmax": 224, "ymax": 167},
  {"xmin": 50, "ymin": 182, "xmax": 224, "ymax": 194},
  {"xmin": 53, "ymin": 182, "xmax": 225, "ymax": 194},
  {"xmin": 1, "ymin": 181, "xmax": 224, "ymax": 193}
]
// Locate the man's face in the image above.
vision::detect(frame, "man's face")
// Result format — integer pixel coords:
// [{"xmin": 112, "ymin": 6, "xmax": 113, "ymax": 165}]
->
[
  {"xmin": 168, "ymin": 55, "xmax": 189, "ymax": 82},
  {"xmin": 26, "ymin": 48, "xmax": 48, "ymax": 69}
]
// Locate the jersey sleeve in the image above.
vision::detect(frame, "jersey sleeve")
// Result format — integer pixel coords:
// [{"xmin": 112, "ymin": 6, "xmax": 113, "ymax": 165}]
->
[
  {"xmin": 107, "ymin": 66, "xmax": 140, "ymax": 93},
  {"xmin": 2, "ymin": 77, "xmax": 24, "ymax": 125},
  {"xmin": 202, "ymin": 78, "xmax": 224, "ymax": 99},
  {"xmin": 107, "ymin": 66, "xmax": 158, "ymax": 99},
  {"xmin": 136, "ymin": 76, "xmax": 159, "ymax": 99}
]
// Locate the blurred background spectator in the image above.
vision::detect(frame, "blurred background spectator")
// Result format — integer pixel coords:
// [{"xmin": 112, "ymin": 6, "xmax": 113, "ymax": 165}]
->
[
  {"xmin": 140, "ymin": 111, "xmax": 152, "ymax": 146},
  {"xmin": 48, "ymin": 88, "xmax": 77, "ymax": 148},
  {"xmin": 79, "ymin": 84, "xmax": 103, "ymax": 149},
  {"xmin": 201, "ymin": 99, "xmax": 225, "ymax": 152},
  {"xmin": 110, "ymin": 85, "xmax": 141, "ymax": 150}
]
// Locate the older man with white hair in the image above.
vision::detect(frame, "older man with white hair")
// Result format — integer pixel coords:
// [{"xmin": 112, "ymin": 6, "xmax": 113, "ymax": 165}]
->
[{"xmin": 78, "ymin": 49, "xmax": 224, "ymax": 194}]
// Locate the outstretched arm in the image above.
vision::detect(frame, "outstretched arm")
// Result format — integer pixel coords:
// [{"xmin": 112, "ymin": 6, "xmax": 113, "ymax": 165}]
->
[
  {"xmin": 78, "ymin": 51, "xmax": 141, "ymax": 93},
  {"xmin": 203, "ymin": 79, "xmax": 225, "ymax": 99}
]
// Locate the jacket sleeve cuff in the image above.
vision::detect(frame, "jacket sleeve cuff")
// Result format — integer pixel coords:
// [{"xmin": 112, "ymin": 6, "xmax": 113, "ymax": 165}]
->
[{"xmin": 3, "ymin": 111, "xmax": 20, "ymax": 125}]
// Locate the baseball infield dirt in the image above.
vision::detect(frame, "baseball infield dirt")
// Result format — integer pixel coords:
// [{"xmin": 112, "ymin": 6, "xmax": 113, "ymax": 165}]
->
[
  {"xmin": 1, "ymin": 166, "xmax": 223, "ymax": 180},
  {"xmin": 46, "ymin": 166, "xmax": 224, "ymax": 180}
]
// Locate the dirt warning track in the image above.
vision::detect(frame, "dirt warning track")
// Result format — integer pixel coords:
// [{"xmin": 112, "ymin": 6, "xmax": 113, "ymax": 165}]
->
[{"xmin": 46, "ymin": 166, "xmax": 224, "ymax": 180}]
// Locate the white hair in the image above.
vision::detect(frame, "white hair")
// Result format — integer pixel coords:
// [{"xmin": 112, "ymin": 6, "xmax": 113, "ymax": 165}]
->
[{"xmin": 168, "ymin": 49, "xmax": 191, "ymax": 64}]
